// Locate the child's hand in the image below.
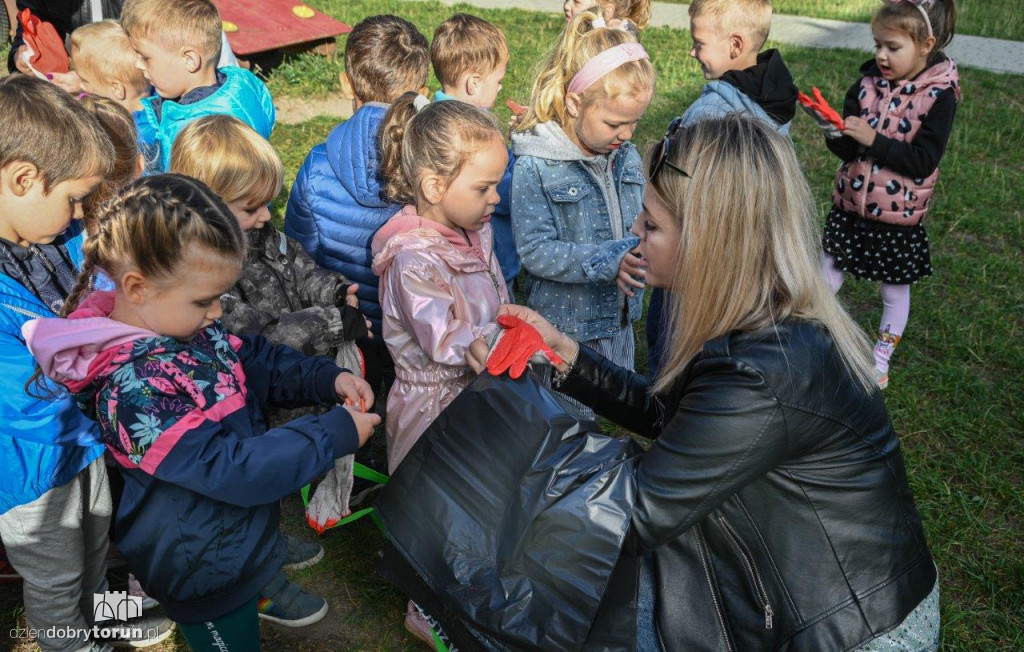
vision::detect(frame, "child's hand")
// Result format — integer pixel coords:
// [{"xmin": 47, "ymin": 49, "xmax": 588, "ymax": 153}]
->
[
  {"xmin": 616, "ymin": 250, "xmax": 646, "ymax": 297},
  {"xmin": 344, "ymin": 405, "xmax": 381, "ymax": 447},
  {"xmin": 506, "ymin": 99, "xmax": 527, "ymax": 134},
  {"xmin": 842, "ymin": 117, "xmax": 877, "ymax": 148},
  {"xmin": 48, "ymin": 70, "xmax": 81, "ymax": 93},
  {"xmin": 334, "ymin": 372, "xmax": 374, "ymax": 411},
  {"xmin": 341, "ymin": 284, "xmax": 373, "ymax": 338},
  {"xmin": 344, "ymin": 284, "xmax": 360, "ymax": 309}
]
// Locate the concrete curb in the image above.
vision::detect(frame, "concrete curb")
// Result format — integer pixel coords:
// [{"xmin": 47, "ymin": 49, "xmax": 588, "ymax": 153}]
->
[{"xmin": 404, "ymin": 0, "xmax": 1024, "ymax": 75}]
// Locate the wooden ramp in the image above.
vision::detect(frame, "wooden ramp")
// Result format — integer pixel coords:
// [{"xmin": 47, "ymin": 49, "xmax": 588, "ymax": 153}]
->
[{"xmin": 212, "ymin": 0, "xmax": 351, "ymax": 57}]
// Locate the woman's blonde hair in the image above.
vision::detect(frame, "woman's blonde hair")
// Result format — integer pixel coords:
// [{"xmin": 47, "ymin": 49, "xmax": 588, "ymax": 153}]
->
[
  {"xmin": 378, "ymin": 92, "xmax": 503, "ymax": 205},
  {"xmin": 170, "ymin": 115, "xmax": 284, "ymax": 207},
  {"xmin": 517, "ymin": 12, "xmax": 655, "ymax": 132},
  {"xmin": 62, "ymin": 174, "xmax": 246, "ymax": 317},
  {"xmin": 78, "ymin": 94, "xmax": 140, "ymax": 236},
  {"xmin": 648, "ymin": 115, "xmax": 875, "ymax": 393}
]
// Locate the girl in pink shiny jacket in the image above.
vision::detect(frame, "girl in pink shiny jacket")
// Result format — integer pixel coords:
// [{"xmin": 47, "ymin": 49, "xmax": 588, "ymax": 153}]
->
[
  {"xmin": 371, "ymin": 93, "xmax": 510, "ymax": 646},
  {"xmin": 372, "ymin": 94, "xmax": 510, "ymax": 476}
]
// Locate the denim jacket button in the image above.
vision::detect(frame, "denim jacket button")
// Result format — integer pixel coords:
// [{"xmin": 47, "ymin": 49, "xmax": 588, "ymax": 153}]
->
[{"xmin": 569, "ymin": 188, "xmax": 578, "ymax": 196}]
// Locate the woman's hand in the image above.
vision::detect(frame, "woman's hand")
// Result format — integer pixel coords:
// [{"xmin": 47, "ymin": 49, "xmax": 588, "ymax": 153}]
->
[
  {"xmin": 842, "ymin": 116, "xmax": 877, "ymax": 148},
  {"xmin": 617, "ymin": 250, "xmax": 646, "ymax": 297},
  {"xmin": 334, "ymin": 371, "xmax": 374, "ymax": 411}
]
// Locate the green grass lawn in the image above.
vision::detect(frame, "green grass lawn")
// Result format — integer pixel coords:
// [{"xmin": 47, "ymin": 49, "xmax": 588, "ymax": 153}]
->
[
  {"xmin": 656, "ymin": 0, "xmax": 1024, "ymax": 42},
  {"xmin": 3, "ymin": 0, "xmax": 1023, "ymax": 650}
]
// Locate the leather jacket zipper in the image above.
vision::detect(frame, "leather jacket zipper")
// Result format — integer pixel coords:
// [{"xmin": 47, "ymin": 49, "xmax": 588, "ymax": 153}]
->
[
  {"xmin": 717, "ymin": 515, "xmax": 774, "ymax": 629},
  {"xmin": 695, "ymin": 527, "xmax": 733, "ymax": 651}
]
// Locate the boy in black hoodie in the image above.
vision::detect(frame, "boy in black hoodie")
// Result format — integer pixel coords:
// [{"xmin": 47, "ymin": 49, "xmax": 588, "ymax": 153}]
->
[{"xmin": 646, "ymin": 0, "xmax": 798, "ymax": 377}]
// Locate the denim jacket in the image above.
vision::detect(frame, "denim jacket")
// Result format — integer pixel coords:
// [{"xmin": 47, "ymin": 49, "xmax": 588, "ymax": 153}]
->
[{"xmin": 511, "ymin": 122, "xmax": 644, "ymax": 341}]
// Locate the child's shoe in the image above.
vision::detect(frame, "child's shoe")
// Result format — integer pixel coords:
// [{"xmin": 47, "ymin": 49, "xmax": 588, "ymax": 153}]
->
[
  {"xmin": 282, "ymin": 533, "xmax": 324, "ymax": 571},
  {"xmin": 128, "ymin": 573, "xmax": 160, "ymax": 610},
  {"xmin": 404, "ymin": 600, "xmax": 457, "ymax": 651},
  {"xmin": 258, "ymin": 571, "xmax": 328, "ymax": 627},
  {"xmin": 95, "ymin": 606, "xmax": 175, "ymax": 648}
]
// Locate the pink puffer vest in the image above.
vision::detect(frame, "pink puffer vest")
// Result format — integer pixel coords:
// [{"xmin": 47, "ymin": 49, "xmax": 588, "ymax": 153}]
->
[{"xmin": 833, "ymin": 58, "xmax": 960, "ymax": 226}]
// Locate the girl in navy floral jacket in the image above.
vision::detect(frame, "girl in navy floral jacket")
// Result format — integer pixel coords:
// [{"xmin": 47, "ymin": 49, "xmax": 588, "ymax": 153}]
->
[{"xmin": 25, "ymin": 175, "xmax": 379, "ymax": 650}]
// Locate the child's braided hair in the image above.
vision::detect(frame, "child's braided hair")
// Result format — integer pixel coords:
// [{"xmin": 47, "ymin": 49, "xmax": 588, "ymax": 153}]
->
[{"xmin": 62, "ymin": 174, "xmax": 246, "ymax": 317}]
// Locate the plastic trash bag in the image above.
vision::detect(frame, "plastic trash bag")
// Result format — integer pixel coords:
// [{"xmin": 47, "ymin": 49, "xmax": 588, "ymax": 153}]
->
[{"xmin": 376, "ymin": 371, "xmax": 641, "ymax": 651}]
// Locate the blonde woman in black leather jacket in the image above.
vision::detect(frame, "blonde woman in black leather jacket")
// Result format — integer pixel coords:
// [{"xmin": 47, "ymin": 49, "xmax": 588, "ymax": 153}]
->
[{"xmin": 470, "ymin": 114, "xmax": 938, "ymax": 651}]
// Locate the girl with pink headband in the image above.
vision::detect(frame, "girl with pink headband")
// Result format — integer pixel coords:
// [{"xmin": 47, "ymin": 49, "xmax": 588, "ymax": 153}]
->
[
  {"xmin": 817, "ymin": 0, "xmax": 959, "ymax": 390},
  {"xmin": 510, "ymin": 13, "xmax": 654, "ymax": 419}
]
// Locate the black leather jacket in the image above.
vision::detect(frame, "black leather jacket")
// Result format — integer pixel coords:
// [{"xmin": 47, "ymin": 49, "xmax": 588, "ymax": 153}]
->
[{"xmin": 561, "ymin": 320, "xmax": 935, "ymax": 651}]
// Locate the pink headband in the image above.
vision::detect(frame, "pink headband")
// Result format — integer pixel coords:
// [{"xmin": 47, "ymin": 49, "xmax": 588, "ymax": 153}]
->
[
  {"xmin": 567, "ymin": 42, "xmax": 649, "ymax": 95},
  {"xmin": 887, "ymin": 0, "xmax": 934, "ymax": 38}
]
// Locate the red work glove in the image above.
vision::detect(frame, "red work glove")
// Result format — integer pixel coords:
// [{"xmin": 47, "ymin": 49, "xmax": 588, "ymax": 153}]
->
[
  {"xmin": 18, "ymin": 9, "xmax": 69, "ymax": 76},
  {"xmin": 798, "ymin": 87, "xmax": 845, "ymax": 139},
  {"xmin": 505, "ymin": 99, "xmax": 528, "ymax": 116},
  {"xmin": 486, "ymin": 315, "xmax": 563, "ymax": 379}
]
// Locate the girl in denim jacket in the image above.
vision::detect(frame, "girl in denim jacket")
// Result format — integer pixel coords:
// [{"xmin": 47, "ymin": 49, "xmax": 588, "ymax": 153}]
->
[{"xmin": 511, "ymin": 13, "xmax": 654, "ymax": 418}]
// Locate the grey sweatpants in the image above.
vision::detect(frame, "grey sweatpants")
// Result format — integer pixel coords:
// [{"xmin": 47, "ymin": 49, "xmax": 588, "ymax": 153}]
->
[{"xmin": 0, "ymin": 456, "xmax": 111, "ymax": 652}]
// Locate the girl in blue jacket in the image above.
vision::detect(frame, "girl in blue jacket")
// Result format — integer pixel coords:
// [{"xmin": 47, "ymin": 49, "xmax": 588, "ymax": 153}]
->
[
  {"xmin": 25, "ymin": 175, "xmax": 379, "ymax": 651},
  {"xmin": 510, "ymin": 14, "xmax": 653, "ymax": 418}
]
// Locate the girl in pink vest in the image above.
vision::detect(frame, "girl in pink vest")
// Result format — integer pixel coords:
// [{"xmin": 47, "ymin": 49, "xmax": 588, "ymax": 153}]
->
[{"xmin": 817, "ymin": 0, "xmax": 959, "ymax": 389}]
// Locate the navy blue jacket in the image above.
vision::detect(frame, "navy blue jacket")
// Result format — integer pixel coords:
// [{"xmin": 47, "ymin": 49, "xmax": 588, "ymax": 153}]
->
[
  {"xmin": 285, "ymin": 103, "xmax": 399, "ymax": 337},
  {"xmin": 69, "ymin": 325, "xmax": 358, "ymax": 623}
]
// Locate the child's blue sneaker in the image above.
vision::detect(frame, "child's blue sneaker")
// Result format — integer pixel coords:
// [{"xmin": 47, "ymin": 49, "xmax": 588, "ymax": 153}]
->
[
  {"xmin": 282, "ymin": 533, "xmax": 324, "ymax": 571},
  {"xmin": 258, "ymin": 571, "xmax": 328, "ymax": 628}
]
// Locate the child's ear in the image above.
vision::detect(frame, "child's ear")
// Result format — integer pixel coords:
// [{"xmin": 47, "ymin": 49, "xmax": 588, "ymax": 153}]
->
[
  {"xmin": 419, "ymin": 173, "xmax": 447, "ymax": 205},
  {"xmin": 1, "ymin": 161, "xmax": 42, "ymax": 197},
  {"xmin": 920, "ymin": 35, "xmax": 937, "ymax": 57},
  {"xmin": 338, "ymin": 71, "xmax": 356, "ymax": 100},
  {"xmin": 120, "ymin": 270, "xmax": 152, "ymax": 305},
  {"xmin": 183, "ymin": 47, "xmax": 202, "ymax": 74},
  {"xmin": 729, "ymin": 32, "xmax": 745, "ymax": 58},
  {"xmin": 565, "ymin": 92, "xmax": 582, "ymax": 119},
  {"xmin": 110, "ymin": 79, "xmax": 128, "ymax": 102},
  {"xmin": 465, "ymin": 72, "xmax": 481, "ymax": 97}
]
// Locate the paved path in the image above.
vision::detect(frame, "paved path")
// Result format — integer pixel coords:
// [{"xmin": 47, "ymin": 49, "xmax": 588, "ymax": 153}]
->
[{"xmin": 405, "ymin": 0, "xmax": 1024, "ymax": 75}]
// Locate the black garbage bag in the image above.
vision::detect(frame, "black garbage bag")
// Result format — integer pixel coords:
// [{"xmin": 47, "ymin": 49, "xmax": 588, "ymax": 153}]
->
[{"xmin": 376, "ymin": 371, "xmax": 642, "ymax": 651}]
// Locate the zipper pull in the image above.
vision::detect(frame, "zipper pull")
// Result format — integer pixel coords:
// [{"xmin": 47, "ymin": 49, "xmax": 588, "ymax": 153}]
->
[{"xmin": 764, "ymin": 604, "xmax": 774, "ymax": 629}]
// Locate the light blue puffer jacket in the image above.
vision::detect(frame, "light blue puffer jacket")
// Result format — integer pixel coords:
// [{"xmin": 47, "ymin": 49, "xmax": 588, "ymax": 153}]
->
[
  {"xmin": 0, "ymin": 223, "xmax": 104, "ymax": 514},
  {"xmin": 137, "ymin": 66, "xmax": 276, "ymax": 171},
  {"xmin": 284, "ymin": 103, "xmax": 399, "ymax": 337}
]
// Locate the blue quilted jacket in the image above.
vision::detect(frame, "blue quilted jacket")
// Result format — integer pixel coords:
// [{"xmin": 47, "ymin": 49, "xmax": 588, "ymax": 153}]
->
[
  {"xmin": 0, "ymin": 223, "xmax": 104, "ymax": 514},
  {"xmin": 284, "ymin": 103, "xmax": 399, "ymax": 337},
  {"xmin": 137, "ymin": 66, "xmax": 276, "ymax": 171}
]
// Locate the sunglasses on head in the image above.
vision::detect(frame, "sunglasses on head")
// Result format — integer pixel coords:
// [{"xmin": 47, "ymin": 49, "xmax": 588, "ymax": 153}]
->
[{"xmin": 649, "ymin": 117, "xmax": 691, "ymax": 182}]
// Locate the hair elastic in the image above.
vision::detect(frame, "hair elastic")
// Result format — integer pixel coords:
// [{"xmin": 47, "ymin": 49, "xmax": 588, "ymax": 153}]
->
[
  {"xmin": 887, "ymin": 0, "xmax": 934, "ymax": 38},
  {"xmin": 567, "ymin": 42, "xmax": 649, "ymax": 95},
  {"xmin": 413, "ymin": 94, "xmax": 430, "ymax": 112}
]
